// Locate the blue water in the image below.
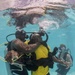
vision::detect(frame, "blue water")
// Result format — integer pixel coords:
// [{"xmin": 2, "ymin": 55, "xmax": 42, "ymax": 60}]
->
[{"xmin": 0, "ymin": 9, "xmax": 75, "ymax": 75}]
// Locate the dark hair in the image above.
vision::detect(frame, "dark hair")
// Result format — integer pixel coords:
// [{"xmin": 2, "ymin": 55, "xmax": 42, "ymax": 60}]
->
[
  {"xmin": 15, "ymin": 30, "xmax": 28, "ymax": 40},
  {"xmin": 15, "ymin": 30, "xmax": 26, "ymax": 36},
  {"xmin": 59, "ymin": 44, "xmax": 66, "ymax": 50}
]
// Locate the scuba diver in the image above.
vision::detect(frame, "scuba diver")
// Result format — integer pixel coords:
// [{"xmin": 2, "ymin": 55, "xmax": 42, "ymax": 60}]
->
[
  {"xmin": 5, "ymin": 30, "xmax": 29, "ymax": 75},
  {"xmin": 22, "ymin": 29, "xmax": 68, "ymax": 75},
  {"xmin": 25, "ymin": 31, "xmax": 51, "ymax": 75},
  {"xmin": 55, "ymin": 44, "xmax": 73, "ymax": 75}
]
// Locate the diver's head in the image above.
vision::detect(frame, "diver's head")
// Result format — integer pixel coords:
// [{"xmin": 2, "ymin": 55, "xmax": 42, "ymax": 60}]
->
[
  {"xmin": 15, "ymin": 30, "xmax": 28, "ymax": 41},
  {"xmin": 30, "ymin": 33, "xmax": 42, "ymax": 43},
  {"xmin": 59, "ymin": 44, "xmax": 66, "ymax": 53}
]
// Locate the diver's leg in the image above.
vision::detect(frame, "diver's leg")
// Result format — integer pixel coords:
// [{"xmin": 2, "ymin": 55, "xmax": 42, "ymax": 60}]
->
[
  {"xmin": 47, "ymin": 72, "xmax": 50, "ymax": 75},
  {"xmin": 62, "ymin": 68, "xmax": 70, "ymax": 75},
  {"xmin": 57, "ymin": 66, "xmax": 70, "ymax": 75},
  {"xmin": 57, "ymin": 73, "xmax": 61, "ymax": 75},
  {"xmin": 56, "ymin": 65, "xmax": 64, "ymax": 75},
  {"xmin": 23, "ymin": 66, "xmax": 28, "ymax": 75},
  {"xmin": 10, "ymin": 64, "xmax": 28, "ymax": 75}
]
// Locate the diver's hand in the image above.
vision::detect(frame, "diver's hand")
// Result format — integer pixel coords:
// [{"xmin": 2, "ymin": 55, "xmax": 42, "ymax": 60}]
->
[
  {"xmin": 56, "ymin": 59, "xmax": 71, "ymax": 69},
  {"xmin": 5, "ymin": 51, "xmax": 12, "ymax": 63},
  {"xmin": 65, "ymin": 62, "xmax": 71, "ymax": 69},
  {"xmin": 60, "ymin": 61, "xmax": 70, "ymax": 69},
  {"xmin": 58, "ymin": 60, "xmax": 65, "ymax": 64},
  {"xmin": 5, "ymin": 50, "xmax": 19, "ymax": 63}
]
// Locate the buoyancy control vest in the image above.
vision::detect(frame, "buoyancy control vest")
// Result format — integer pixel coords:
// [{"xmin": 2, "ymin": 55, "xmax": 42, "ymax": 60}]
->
[{"xmin": 25, "ymin": 41, "xmax": 54, "ymax": 71}]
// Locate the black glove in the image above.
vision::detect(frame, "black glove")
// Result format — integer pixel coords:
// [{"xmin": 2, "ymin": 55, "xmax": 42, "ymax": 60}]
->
[{"xmin": 52, "ymin": 47, "xmax": 58, "ymax": 56}]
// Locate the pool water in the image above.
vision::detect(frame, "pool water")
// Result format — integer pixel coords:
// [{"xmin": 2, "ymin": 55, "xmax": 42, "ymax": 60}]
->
[{"xmin": 0, "ymin": 8, "xmax": 75, "ymax": 75}]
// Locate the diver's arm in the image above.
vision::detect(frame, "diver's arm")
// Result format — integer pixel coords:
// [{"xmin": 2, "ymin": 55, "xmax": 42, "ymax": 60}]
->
[
  {"xmin": 24, "ymin": 43, "xmax": 40, "ymax": 53},
  {"xmin": 11, "ymin": 39, "xmax": 40, "ymax": 53},
  {"xmin": 65, "ymin": 54, "xmax": 72, "ymax": 68},
  {"xmin": 52, "ymin": 56, "xmax": 64, "ymax": 64},
  {"xmin": 53, "ymin": 55, "xmax": 72, "ymax": 68},
  {"xmin": 5, "ymin": 50, "xmax": 19, "ymax": 63}
]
